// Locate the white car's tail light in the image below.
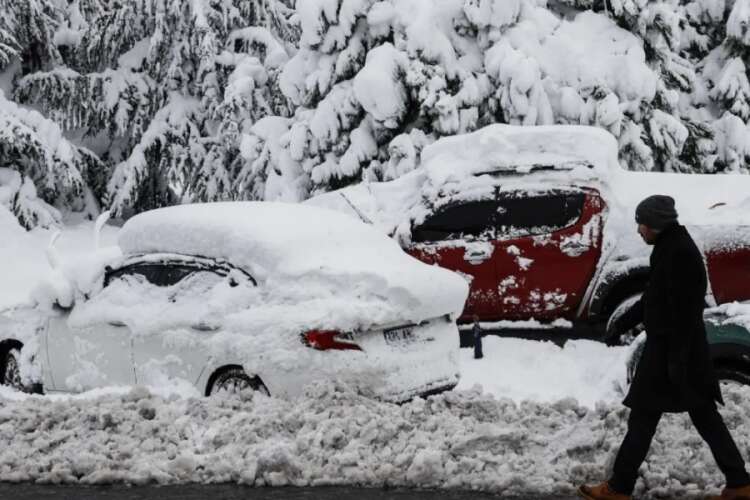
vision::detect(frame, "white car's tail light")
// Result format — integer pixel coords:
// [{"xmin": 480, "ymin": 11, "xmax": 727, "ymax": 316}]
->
[{"xmin": 301, "ymin": 330, "xmax": 361, "ymax": 351}]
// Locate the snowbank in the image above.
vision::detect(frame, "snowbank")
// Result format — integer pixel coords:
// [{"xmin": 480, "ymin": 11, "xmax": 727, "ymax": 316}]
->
[{"xmin": 0, "ymin": 382, "xmax": 747, "ymax": 498}]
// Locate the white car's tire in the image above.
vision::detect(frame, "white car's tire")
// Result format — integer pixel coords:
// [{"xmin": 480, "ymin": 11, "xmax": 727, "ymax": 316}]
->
[
  {"xmin": 207, "ymin": 366, "xmax": 269, "ymax": 397},
  {"xmin": 1, "ymin": 348, "xmax": 24, "ymax": 391}
]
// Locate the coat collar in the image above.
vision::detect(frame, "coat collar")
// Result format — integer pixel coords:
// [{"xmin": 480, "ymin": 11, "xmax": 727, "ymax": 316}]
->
[{"xmin": 654, "ymin": 222, "xmax": 682, "ymax": 246}]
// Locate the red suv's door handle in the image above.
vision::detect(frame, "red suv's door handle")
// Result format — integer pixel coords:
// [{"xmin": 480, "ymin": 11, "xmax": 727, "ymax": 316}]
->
[
  {"xmin": 560, "ymin": 239, "xmax": 589, "ymax": 256},
  {"xmin": 464, "ymin": 246, "xmax": 493, "ymax": 264}
]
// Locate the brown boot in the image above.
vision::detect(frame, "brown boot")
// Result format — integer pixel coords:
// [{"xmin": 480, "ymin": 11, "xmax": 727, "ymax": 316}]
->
[
  {"xmin": 707, "ymin": 484, "xmax": 750, "ymax": 500},
  {"xmin": 578, "ymin": 481, "xmax": 632, "ymax": 500}
]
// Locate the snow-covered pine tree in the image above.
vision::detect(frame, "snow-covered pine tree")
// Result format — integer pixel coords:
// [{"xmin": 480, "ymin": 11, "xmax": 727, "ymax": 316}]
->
[
  {"xmin": 0, "ymin": 90, "xmax": 103, "ymax": 228},
  {"xmin": 245, "ymin": 0, "xmax": 513, "ymax": 199},
  {"xmin": 606, "ymin": 0, "xmax": 749, "ymax": 174},
  {"xmin": 248, "ymin": 0, "xmax": 665, "ymax": 198},
  {"xmin": 12, "ymin": 0, "xmax": 298, "ymax": 217},
  {"xmin": 567, "ymin": 0, "xmax": 694, "ymax": 172},
  {"xmin": 0, "ymin": 0, "xmax": 110, "ymax": 227},
  {"xmin": 0, "ymin": 0, "xmax": 61, "ymax": 74},
  {"xmin": 697, "ymin": 0, "xmax": 750, "ymax": 173},
  {"xmin": 2, "ymin": 0, "xmax": 748, "ymax": 224}
]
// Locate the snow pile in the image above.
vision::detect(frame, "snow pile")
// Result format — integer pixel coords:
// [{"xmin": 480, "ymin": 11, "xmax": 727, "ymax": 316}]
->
[
  {"xmin": 707, "ymin": 302, "xmax": 750, "ymax": 331},
  {"xmin": 118, "ymin": 202, "xmax": 469, "ymax": 324},
  {"xmin": 0, "ymin": 382, "xmax": 748, "ymax": 498}
]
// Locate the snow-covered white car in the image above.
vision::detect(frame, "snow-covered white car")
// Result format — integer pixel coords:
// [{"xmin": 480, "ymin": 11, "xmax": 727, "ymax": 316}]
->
[{"xmin": 0, "ymin": 202, "xmax": 468, "ymax": 402}]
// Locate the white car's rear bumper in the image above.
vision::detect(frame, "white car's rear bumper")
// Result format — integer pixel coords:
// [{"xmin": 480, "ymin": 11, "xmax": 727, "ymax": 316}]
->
[{"xmin": 255, "ymin": 317, "xmax": 461, "ymax": 403}]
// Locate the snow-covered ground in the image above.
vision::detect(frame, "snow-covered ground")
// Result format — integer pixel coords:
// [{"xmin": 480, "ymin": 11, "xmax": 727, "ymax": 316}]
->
[
  {"xmin": 1, "ymin": 213, "xmax": 749, "ymax": 498},
  {"xmin": 1, "ymin": 382, "xmax": 749, "ymax": 498},
  {"xmin": 457, "ymin": 337, "xmax": 632, "ymax": 408}
]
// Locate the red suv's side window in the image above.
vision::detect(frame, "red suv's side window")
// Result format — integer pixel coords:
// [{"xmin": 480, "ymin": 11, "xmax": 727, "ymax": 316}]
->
[
  {"xmin": 410, "ymin": 199, "xmax": 502, "ymax": 319},
  {"xmin": 412, "ymin": 200, "xmax": 498, "ymax": 243},
  {"xmin": 495, "ymin": 192, "xmax": 585, "ymax": 237}
]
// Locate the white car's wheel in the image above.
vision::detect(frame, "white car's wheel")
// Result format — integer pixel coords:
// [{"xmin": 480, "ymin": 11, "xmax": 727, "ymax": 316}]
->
[
  {"xmin": 208, "ymin": 366, "xmax": 269, "ymax": 397},
  {"xmin": 1, "ymin": 349, "xmax": 23, "ymax": 391}
]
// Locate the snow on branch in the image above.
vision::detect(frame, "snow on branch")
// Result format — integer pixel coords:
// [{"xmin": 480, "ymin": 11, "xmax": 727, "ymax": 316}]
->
[{"xmin": 0, "ymin": 90, "xmax": 101, "ymax": 227}]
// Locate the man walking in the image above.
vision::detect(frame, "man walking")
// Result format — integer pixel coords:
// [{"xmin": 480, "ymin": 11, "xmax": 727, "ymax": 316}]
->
[{"xmin": 579, "ymin": 195, "xmax": 750, "ymax": 500}]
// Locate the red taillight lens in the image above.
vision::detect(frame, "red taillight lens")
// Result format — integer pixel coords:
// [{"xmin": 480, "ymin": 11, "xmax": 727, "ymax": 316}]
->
[{"xmin": 302, "ymin": 330, "xmax": 361, "ymax": 351}]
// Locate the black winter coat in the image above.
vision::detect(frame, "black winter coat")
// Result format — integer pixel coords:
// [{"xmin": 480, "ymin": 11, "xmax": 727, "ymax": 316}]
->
[{"xmin": 616, "ymin": 224, "xmax": 723, "ymax": 412}]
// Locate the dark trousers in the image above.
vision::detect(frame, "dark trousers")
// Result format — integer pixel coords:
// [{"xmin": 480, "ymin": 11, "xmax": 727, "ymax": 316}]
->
[{"xmin": 609, "ymin": 405, "xmax": 750, "ymax": 495}]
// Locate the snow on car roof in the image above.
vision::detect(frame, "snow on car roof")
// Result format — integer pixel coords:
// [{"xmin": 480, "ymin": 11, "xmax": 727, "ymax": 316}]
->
[
  {"xmin": 117, "ymin": 201, "xmax": 469, "ymax": 322},
  {"xmin": 119, "ymin": 201, "xmax": 412, "ymax": 277},
  {"xmin": 420, "ymin": 124, "xmax": 620, "ymax": 185}
]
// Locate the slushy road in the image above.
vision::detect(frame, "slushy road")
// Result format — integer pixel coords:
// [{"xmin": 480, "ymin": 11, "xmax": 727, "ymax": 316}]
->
[{"xmin": 0, "ymin": 484, "xmax": 579, "ymax": 500}]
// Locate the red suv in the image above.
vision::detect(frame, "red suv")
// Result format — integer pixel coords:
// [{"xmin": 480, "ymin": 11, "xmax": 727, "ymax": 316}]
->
[
  {"xmin": 307, "ymin": 125, "xmax": 750, "ymax": 343},
  {"xmin": 408, "ymin": 187, "xmax": 605, "ymax": 323}
]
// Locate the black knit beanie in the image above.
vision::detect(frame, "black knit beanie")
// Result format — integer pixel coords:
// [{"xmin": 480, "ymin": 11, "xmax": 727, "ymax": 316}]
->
[{"xmin": 635, "ymin": 195, "xmax": 678, "ymax": 230}]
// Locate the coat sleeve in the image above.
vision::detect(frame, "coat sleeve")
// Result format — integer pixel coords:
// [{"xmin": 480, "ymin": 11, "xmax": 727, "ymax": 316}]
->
[{"xmin": 615, "ymin": 297, "xmax": 644, "ymax": 334}]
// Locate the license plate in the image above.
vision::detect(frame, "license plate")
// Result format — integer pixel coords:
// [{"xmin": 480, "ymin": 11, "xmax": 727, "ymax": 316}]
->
[{"xmin": 384, "ymin": 326, "xmax": 416, "ymax": 345}]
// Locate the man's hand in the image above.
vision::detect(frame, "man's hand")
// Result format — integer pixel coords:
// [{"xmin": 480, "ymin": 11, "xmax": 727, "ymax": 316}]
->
[{"xmin": 605, "ymin": 321, "xmax": 643, "ymax": 347}]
